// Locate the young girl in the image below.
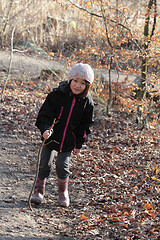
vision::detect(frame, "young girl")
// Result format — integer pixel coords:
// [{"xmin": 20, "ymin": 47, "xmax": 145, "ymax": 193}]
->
[{"xmin": 31, "ymin": 63, "xmax": 94, "ymax": 207}]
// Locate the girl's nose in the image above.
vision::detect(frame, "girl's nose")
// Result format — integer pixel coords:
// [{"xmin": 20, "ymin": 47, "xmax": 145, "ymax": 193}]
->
[{"xmin": 76, "ymin": 82, "xmax": 81, "ymax": 88}]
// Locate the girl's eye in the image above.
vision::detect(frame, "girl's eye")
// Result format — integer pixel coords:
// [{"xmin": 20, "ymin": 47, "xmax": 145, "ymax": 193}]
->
[{"xmin": 73, "ymin": 79, "xmax": 86, "ymax": 85}]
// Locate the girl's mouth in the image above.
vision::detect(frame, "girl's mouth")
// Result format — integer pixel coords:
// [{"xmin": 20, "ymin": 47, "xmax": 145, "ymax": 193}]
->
[{"xmin": 74, "ymin": 88, "xmax": 80, "ymax": 92}]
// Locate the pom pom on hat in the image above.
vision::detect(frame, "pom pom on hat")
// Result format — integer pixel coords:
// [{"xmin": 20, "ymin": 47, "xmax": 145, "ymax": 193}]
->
[{"xmin": 68, "ymin": 63, "xmax": 94, "ymax": 84}]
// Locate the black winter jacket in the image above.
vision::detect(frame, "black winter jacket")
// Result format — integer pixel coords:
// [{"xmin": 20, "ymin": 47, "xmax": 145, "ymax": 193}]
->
[{"xmin": 35, "ymin": 81, "xmax": 94, "ymax": 152}]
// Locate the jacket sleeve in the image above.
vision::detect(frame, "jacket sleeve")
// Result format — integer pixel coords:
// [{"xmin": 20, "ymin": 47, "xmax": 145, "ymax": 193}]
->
[
  {"xmin": 35, "ymin": 91, "xmax": 57, "ymax": 135},
  {"xmin": 74, "ymin": 96, "xmax": 94, "ymax": 149}
]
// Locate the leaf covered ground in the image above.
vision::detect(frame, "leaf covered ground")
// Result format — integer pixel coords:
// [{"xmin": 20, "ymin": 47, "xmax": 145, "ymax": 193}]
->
[{"xmin": 0, "ymin": 73, "xmax": 160, "ymax": 240}]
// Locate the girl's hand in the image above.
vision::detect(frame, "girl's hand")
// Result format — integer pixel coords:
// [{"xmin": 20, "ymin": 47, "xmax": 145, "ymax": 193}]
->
[
  {"xmin": 73, "ymin": 148, "xmax": 80, "ymax": 155},
  {"xmin": 43, "ymin": 130, "xmax": 51, "ymax": 140}
]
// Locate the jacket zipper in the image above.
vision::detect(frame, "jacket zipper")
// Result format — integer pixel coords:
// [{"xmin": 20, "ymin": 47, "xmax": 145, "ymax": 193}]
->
[{"xmin": 60, "ymin": 96, "xmax": 76, "ymax": 152}]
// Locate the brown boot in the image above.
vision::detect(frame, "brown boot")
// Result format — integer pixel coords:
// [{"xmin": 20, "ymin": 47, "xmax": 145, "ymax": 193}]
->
[
  {"xmin": 31, "ymin": 178, "xmax": 46, "ymax": 205},
  {"xmin": 58, "ymin": 177, "xmax": 70, "ymax": 207}
]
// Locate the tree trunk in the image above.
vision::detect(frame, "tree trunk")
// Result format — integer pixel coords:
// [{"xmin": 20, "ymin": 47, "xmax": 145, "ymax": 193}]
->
[{"xmin": 137, "ymin": 0, "xmax": 157, "ymax": 100}]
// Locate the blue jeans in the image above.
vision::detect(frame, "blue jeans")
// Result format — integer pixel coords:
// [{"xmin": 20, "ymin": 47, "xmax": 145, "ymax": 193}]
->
[{"xmin": 38, "ymin": 144, "xmax": 71, "ymax": 180}]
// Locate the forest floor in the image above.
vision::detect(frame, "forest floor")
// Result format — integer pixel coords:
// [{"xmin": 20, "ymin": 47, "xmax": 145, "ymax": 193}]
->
[{"xmin": 0, "ymin": 50, "xmax": 160, "ymax": 240}]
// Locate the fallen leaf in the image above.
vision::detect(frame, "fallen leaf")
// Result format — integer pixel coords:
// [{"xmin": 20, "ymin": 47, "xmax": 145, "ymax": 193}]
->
[
  {"xmin": 80, "ymin": 214, "xmax": 88, "ymax": 221},
  {"xmin": 144, "ymin": 203, "xmax": 154, "ymax": 210}
]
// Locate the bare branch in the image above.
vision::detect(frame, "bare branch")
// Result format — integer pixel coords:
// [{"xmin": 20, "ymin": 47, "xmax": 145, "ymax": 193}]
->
[
  {"xmin": 67, "ymin": 0, "xmax": 102, "ymax": 18},
  {"xmin": 100, "ymin": 0, "xmax": 113, "ymax": 49}
]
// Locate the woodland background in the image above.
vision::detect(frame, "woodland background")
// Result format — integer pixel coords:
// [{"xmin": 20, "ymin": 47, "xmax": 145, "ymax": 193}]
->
[
  {"xmin": 1, "ymin": 0, "xmax": 160, "ymax": 113},
  {"xmin": 0, "ymin": 0, "xmax": 160, "ymax": 239}
]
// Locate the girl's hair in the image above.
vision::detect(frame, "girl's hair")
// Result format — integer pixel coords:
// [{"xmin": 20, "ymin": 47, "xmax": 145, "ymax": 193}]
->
[{"xmin": 60, "ymin": 80, "xmax": 90, "ymax": 98}]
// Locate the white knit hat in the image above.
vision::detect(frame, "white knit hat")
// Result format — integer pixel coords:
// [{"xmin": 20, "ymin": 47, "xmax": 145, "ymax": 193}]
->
[{"xmin": 68, "ymin": 63, "xmax": 94, "ymax": 84}]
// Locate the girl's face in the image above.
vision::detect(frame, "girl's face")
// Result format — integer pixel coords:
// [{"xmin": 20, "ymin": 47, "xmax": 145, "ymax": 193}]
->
[{"xmin": 70, "ymin": 78, "xmax": 86, "ymax": 95}]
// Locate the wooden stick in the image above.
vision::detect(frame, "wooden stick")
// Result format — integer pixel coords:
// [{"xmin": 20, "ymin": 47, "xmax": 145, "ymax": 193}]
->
[{"xmin": 28, "ymin": 119, "xmax": 57, "ymax": 211}]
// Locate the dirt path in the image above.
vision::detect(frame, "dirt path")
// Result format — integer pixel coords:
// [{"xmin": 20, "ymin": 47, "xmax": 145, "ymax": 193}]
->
[
  {"xmin": 0, "ymin": 50, "xmax": 65, "ymax": 78},
  {"xmin": 0, "ymin": 130, "xmax": 76, "ymax": 240}
]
